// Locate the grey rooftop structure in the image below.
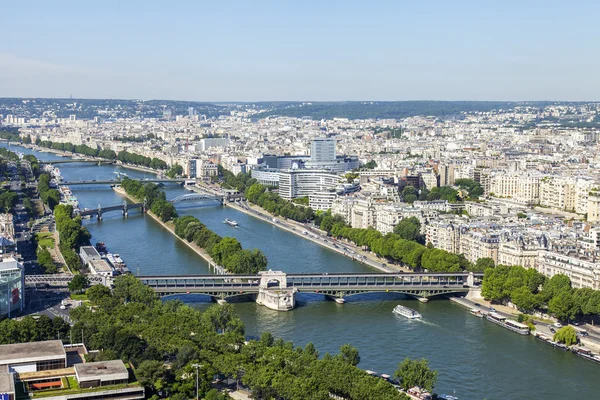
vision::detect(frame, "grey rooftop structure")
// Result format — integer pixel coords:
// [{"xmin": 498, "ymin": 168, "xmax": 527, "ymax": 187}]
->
[
  {"xmin": 0, "ymin": 340, "xmax": 66, "ymax": 369},
  {"xmin": 74, "ymin": 360, "xmax": 129, "ymax": 388}
]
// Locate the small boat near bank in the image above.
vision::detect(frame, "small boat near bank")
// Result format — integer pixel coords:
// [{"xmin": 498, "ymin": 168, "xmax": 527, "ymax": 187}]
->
[
  {"xmin": 572, "ymin": 347, "xmax": 600, "ymax": 364},
  {"xmin": 470, "ymin": 308, "xmax": 485, "ymax": 318},
  {"xmin": 533, "ymin": 332, "xmax": 569, "ymax": 350},
  {"xmin": 485, "ymin": 312, "xmax": 529, "ymax": 335},
  {"xmin": 224, "ymin": 218, "xmax": 238, "ymax": 227},
  {"xmin": 393, "ymin": 305, "xmax": 422, "ymax": 319}
]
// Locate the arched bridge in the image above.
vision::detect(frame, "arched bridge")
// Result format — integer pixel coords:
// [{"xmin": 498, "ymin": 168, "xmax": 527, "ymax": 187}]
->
[
  {"xmin": 78, "ymin": 201, "xmax": 144, "ymax": 219},
  {"xmin": 170, "ymin": 193, "xmax": 223, "ymax": 204},
  {"xmin": 138, "ymin": 271, "xmax": 483, "ymax": 308}
]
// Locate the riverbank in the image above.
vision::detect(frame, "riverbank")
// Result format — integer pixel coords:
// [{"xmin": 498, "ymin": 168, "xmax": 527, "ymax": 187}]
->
[
  {"xmin": 18, "ymin": 143, "xmax": 162, "ymax": 175},
  {"xmin": 191, "ymin": 184, "xmax": 405, "ymax": 274},
  {"xmin": 112, "ymin": 186, "xmax": 225, "ymax": 273},
  {"xmin": 451, "ymin": 295, "xmax": 600, "ymax": 353}
]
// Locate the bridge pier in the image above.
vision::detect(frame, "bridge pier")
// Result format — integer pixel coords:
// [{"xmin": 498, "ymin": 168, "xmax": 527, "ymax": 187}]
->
[{"xmin": 255, "ymin": 270, "xmax": 296, "ymax": 311}]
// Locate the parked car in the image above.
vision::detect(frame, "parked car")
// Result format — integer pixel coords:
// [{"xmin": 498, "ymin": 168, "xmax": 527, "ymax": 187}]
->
[{"xmin": 553, "ymin": 322, "xmax": 563, "ymax": 328}]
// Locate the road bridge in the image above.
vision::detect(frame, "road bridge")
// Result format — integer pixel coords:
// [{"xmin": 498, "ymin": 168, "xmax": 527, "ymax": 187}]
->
[
  {"xmin": 139, "ymin": 271, "xmax": 483, "ymax": 309},
  {"xmin": 25, "ymin": 274, "xmax": 106, "ymax": 286},
  {"xmin": 78, "ymin": 201, "xmax": 145, "ymax": 219},
  {"xmin": 40, "ymin": 159, "xmax": 115, "ymax": 165},
  {"xmin": 79, "ymin": 193, "xmax": 225, "ymax": 220},
  {"xmin": 59, "ymin": 178, "xmax": 186, "ymax": 186}
]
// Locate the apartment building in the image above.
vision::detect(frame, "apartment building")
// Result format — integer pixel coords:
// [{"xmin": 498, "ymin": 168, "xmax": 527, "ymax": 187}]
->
[
  {"xmin": 497, "ymin": 239, "xmax": 541, "ymax": 269},
  {"xmin": 539, "ymin": 177, "xmax": 576, "ymax": 211},
  {"xmin": 489, "ymin": 173, "xmax": 541, "ymax": 204},
  {"xmin": 536, "ymin": 250, "xmax": 600, "ymax": 290},
  {"xmin": 425, "ymin": 220, "xmax": 461, "ymax": 254},
  {"xmin": 459, "ymin": 231, "xmax": 501, "ymax": 264}
]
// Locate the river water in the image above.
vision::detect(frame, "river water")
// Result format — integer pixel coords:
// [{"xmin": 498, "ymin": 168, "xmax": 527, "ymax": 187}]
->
[{"xmin": 7, "ymin": 142, "xmax": 600, "ymax": 399}]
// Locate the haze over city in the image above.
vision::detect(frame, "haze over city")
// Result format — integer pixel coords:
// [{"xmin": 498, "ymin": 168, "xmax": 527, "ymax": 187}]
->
[{"xmin": 2, "ymin": 0, "xmax": 599, "ymax": 101}]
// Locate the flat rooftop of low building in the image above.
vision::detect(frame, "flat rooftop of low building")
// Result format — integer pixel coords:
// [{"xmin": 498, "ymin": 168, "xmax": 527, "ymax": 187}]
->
[
  {"xmin": 0, "ymin": 372, "xmax": 15, "ymax": 394},
  {"xmin": 75, "ymin": 360, "xmax": 128, "ymax": 382},
  {"xmin": 0, "ymin": 257, "xmax": 21, "ymax": 271},
  {"xmin": 89, "ymin": 259, "xmax": 113, "ymax": 273},
  {"xmin": 80, "ymin": 246, "xmax": 100, "ymax": 258},
  {"xmin": 18, "ymin": 367, "xmax": 75, "ymax": 381},
  {"xmin": 0, "ymin": 340, "xmax": 66, "ymax": 365}
]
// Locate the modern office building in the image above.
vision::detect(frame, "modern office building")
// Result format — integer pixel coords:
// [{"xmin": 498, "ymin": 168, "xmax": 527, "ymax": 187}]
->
[
  {"xmin": 310, "ymin": 138, "xmax": 336, "ymax": 162},
  {"xmin": 197, "ymin": 137, "xmax": 230, "ymax": 152},
  {"xmin": 0, "ymin": 258, "xmax": 24, "ymax": 319},
  {"xmin": 251, "ymin": 167, "xmax": 280, "ymax": 187},
  {"xmin": 278, "ymin": 169, "xmax": 343, "ymax": 200}
]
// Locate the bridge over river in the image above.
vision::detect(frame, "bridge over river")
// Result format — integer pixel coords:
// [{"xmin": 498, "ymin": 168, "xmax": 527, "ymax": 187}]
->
[
  {"xmin": 139, "ymin": 270, "xmax": 483, "ymax": 311},
  {"xmin": 77, "ymin": 193, "xmax": 227, "ymax": 219}
]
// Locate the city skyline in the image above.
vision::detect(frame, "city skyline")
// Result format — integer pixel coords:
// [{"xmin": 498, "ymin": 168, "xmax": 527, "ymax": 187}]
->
[{"xmin": 2, "ymin": 1, "xmax": 600, "ymax": 101}]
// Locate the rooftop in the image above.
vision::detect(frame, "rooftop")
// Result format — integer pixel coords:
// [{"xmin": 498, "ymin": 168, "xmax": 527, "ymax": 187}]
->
[
  {"xmin": 0, "ymin": 257, "xmax": 21, "ymax": 272},
  {"xmin": 80, "ymin": 246, "xmax": 100, "ymax": 258},
  {"xmin": 0, "ymin": 372, "xmax": 15, "ymax": 394},
  {"xmin": 75, "ymin": 360, "xmax": 128, "ymax": 382},
  {"xmin": 0, "ymin": 340, "xmax": 66, "ymax": 365}
]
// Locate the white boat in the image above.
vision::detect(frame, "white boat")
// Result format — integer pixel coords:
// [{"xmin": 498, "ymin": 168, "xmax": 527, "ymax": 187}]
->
[
  {"xmin": 224, "ymin": 218, "xmax": 238, "ymax": 227},
  {"xmin": 470, "ymin": 308, "xmax": 485, "ymax": 318},
  {"xmin": 485, "ymin": 312, "xmax": 529, "ymax": 335},
  {"xmin": 393, "ymin": 304, "xmax": 422, "ymax": 319}
]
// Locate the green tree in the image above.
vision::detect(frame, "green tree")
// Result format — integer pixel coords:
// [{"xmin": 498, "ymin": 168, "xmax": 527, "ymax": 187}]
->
[
  {"xmin": 394, "ymin": 357, "xmax": 438, "ymax": 392},
  {"xmin": 68, "ymin": 275, "xmax": 90, "ymax": 293},
  {"xmin": 473, "ymin": 257, "xmax": 495, "ymax": 272},
  {"xmin": 36, "ymin": 248, "xmax": 57, "ymax": 274},
  {"xmin": 549, "ymin": 290, "xmax": 577, "ymax": 322},
  {"xmin": 553, "ymin": 326, "xmax": 578, "ymax": 346},
  {"xmin": 136, "ymin": 360, "xmax": 167, "ymax": 389},
  {"xmin": 393, "ymin": 217, "xmax": 421, "ymax": 242},
  {"xmin": 337, "ymin": 344, "xmax": 360, "ymax": 366}
]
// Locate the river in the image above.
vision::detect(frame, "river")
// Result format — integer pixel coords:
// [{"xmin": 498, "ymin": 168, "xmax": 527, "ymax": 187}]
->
[{"xmin": 6, "ymin": 142, "xmax": 600, "ymax": 400}]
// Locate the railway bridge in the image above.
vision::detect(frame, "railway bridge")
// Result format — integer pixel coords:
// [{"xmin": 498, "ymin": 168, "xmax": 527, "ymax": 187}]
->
[{"xmin": 139, "ymin": 271, "xmax": 483, "ymax": 311}]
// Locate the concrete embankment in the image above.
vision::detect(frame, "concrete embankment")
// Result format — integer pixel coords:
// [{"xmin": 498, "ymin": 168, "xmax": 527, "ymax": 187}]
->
[{"xmin": 113, "ymin": 186, "xmax": 224, "ymax": 272}]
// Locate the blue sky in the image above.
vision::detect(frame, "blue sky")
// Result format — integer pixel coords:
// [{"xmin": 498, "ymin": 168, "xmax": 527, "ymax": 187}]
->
[{"xmin": 1, "ymin": 1, "xmax": 598, "ymax": 101}]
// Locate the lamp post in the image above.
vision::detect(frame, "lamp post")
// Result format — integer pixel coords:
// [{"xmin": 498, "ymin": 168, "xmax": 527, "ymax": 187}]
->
[{"xmin": 191, "ymin": 363, "xmax": 202, "ymax": 400}]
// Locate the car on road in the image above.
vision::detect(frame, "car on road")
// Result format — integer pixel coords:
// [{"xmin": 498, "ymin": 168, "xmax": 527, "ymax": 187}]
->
[
  {"xmin": 489, "ymin": 307, "xmax": 496, "ymax": 312},
  {"xmin": 553, "ymin": 322, "xmax": 563, "ymax": 328},
  {"xmin": 550, "ymin": 327, "xmax": 556, "ymax": 333}
]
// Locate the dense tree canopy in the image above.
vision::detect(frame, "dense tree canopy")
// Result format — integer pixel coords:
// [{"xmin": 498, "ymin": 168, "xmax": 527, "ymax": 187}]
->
[
  {"xmin": 41, "ymin": 275, "xmax": 411, "ymax": 399},
  {"xmin": 174, "ymin": 215, "xmax": 267, "ymax": 274},
  {"xmin": 481, "ymin": 265, "xmax": 600, "ymax": 322},
  {"xmin": 245, "ymin": 183, "xmax": 315, "ymax": 223},
  {"xmin": 53, "ymin": 204, "xmax": 91, "ymax": 271},
  {"xmin": 394, "ymin": 358, "xmax": 438, "ymax": 392},
  {"xmin": 393, "ymin": 217, "xmax": 423, "ymax": 243}
]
